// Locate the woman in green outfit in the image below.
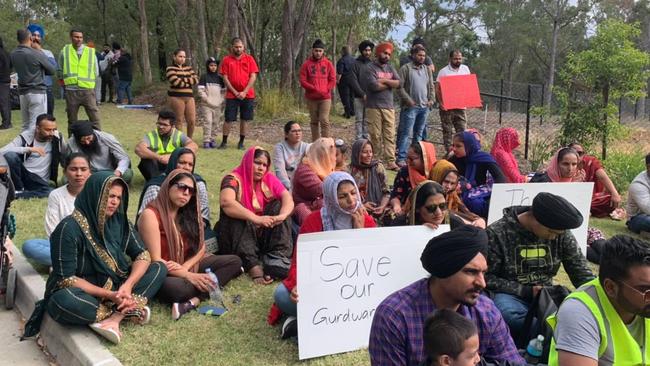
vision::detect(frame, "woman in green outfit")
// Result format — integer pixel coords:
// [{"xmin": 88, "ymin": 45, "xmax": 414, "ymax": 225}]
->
[{"xmin": 24, "ymin": 172, "xmax": 168, "ymax": 344}]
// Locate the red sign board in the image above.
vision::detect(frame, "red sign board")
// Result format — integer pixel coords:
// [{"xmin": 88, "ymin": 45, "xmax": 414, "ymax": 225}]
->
[{"xmin": 438, "ymin": 74, "xmax": 482, "ymax": 110}]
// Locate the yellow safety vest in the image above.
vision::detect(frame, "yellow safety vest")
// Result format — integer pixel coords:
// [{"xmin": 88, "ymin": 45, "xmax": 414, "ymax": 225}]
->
[
  {"xmin": 547, "ymin": 278, "xmax": 650, "ymax": 365},
  {"xmin": 147, "ymin": 129, "xmax": 182, "ymax": 155},
  {"xmin": 61, "ymin": 44, "xmax": 96, "ymax": 88}
]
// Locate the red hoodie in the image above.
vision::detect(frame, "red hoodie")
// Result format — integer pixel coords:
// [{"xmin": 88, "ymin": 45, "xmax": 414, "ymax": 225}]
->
[{"xmin": 299, "ymin": 56, "xmax": 336, "ymax": 100}]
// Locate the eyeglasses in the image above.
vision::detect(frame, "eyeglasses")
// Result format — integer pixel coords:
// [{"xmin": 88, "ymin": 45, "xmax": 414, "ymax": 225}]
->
[
  {"xmin": 173, "ymin": 182, "xmax": 196, "ymax": 195},
  {"xmin": 424, "ymin": 202, "xmax": 447, "ymax": 214},
  {"xmin": 620, "ymin": 281, "xmax": 650, "ymax": 303}
]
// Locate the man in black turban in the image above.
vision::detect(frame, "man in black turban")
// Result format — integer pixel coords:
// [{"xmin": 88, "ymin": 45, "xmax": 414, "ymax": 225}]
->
[
  {"xmin": 369, "ymin": 225, "xmax": 526, "ymax": 365},
  {"xmin": 485, "ymin": 192, "xmax": 595, "ymax": 341}
]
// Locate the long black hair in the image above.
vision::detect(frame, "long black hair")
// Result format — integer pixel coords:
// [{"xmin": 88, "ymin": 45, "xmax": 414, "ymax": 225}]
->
[
  {"xmin": 414, "ymin": 181, "xmax": 446, "ymax": 224},
  {"xmin": 169, "ymin": 172, "xmax": 201, "ymax": 255}
]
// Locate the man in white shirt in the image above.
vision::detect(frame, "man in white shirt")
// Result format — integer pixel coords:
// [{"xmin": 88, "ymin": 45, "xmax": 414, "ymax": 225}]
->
[
  {"xmin": 436, "ymin": 50, "xmax": 471, "ymax": 153},
  {"xmin": 22, "ymin": 153, "xmax": 90, "ymax": 266},
  {"xmin": 626, "ymin": 154, "xmax": 650, "ymax": 236}
]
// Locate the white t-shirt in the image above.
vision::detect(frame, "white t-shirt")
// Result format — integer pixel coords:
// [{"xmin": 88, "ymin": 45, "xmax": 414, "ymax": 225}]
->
[
  {"xmin": 44, "ymin": 185, "xmax": 76, "ymax": 236},
  {"xmin": 436, "ymin": 64, "xmax": 471, "ymax": 81}
]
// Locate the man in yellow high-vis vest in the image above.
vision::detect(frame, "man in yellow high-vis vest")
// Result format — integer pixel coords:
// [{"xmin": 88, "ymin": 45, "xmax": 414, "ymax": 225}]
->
[
  {"xmin": 58, "ymin": 29, "xmax": 100, "ymax": 134},
  {"xmin": 548, "ymin": 235, "xmax": 650, "ymax": 366}
]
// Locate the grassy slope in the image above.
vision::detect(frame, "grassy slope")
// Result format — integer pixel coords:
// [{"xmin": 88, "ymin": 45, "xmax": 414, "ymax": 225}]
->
[{"xmin": 4, "ymin": 100, "xmax": 636, "ymax": 365}]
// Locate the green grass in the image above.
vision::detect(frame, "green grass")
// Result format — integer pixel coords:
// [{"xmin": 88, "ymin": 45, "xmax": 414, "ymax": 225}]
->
[{"xmin": 2, "ymin": 99, "xmax": 638, "ymax": 365}]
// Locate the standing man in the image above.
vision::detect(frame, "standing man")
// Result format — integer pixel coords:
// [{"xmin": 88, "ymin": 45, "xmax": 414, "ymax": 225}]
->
[
  {"xmin": 360, "ymin": 41, "xmax": 401, "ymax": 171},
  {"xmin": 0, "ymin": 35, "xmax": 11, "ymax": 130},
  {"xmin": 437, "ymin": 50, "xmax": 470, "ymax": 153},
  {"xmin": 396, "ymin": 44, "xmax": 434, "ymax": 167},
  {"xmin": 58, "ymin": 29, "xmax": 101, "ymax": 133},
  {"xmin": 336, "ymin": 45, "xmax": 356, "ymax": 119},
  {"xmin": 218, "ymin": 37, "xmax": 259, "ymax": 150},
  {"xmin": 299, "ymin": 39, "xmax": 336, "ymax": 141},
  {"xmin": 27, "ymin": 24, "xmax": 58, "ymax": 116},
  {"xmin": 349, "ymin": 40, "xmax": 374, "ymax": 140},
  {"xmin": 0, "ymin": 114, "xmax": 66, "ymax": 199},
  {"xmin": 10, "ymin": 29, "xmax": 56, "ymax": 132},
  {"xmin": 99, "ymin": 44, "xmax": 115, "ymax": 103},
  {"xmin": 114, "ymin": 45, "xmax": 133, "ymax": 105}
]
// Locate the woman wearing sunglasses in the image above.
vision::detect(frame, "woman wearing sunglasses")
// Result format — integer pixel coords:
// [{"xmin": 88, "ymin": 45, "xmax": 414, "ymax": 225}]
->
[
  {"xmin": 138, "ymin": 170, "xmax": 243, "ymax": 320},
  {"xmin": 393, "ymin": 180, "xmax": 464, "ymax": 230}
]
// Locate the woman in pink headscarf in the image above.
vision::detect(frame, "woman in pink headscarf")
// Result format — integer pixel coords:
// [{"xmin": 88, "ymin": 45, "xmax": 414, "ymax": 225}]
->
[
  {"xmin": 217, "ymin": 147, "xmax": 295, "ymax": 285},
  {"xmin": 490, "ymin": 127, "xmax": 527, "ymax": 183}
]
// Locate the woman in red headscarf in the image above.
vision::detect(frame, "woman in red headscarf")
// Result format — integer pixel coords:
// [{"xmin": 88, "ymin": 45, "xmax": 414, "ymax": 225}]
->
[
  {"xmin": 490, "ymin": 127, "xmax": 527, "ymax": 183},
  {"xmin": 387, "ymin": 141, "xmax": 437, "ymax": 218},
  {"xmin": 217, "ymin": 147, "xmax": 295, "ymax": 285}
]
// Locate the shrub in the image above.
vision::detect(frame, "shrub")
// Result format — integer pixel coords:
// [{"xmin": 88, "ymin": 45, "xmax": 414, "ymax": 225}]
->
[
  {"xmin": 602, "ymin": 150, "xmax": 646, "ymax": 194},
  {"xmin": 256, "ymin": 88, "xmax": 298, "ymax": 120},
  {"xmin": 528, "ymin": 134, "xmax": 557, "ymax": 172}
]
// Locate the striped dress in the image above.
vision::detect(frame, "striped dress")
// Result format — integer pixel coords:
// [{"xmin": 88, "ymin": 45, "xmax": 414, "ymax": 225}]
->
[{"xmin": 165, "ymin": 64, "xmax": 198, "ymax": 97}]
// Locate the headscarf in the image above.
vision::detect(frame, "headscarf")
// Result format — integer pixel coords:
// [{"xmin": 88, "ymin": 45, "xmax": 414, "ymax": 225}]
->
[
  {"xmin": 408, "ymin": 141, "xmax": 437, "ymax": 189},
  {"xmin": 461, "ymin": 131, "xmax": 496, "ymax": 183},
  {"xmin": 429, "ymin": 159, "xmax": 456, "ymax": 184},
  {"xmin": 532, "ymin": 192, "xmax": 583, "ymax": 230},
  {"xmin": 303, "ymin": 137, "xmax": 336, "ymax": 179},
  {"xmin": 545, "ymin": 148, "xmax": 584, "ymax": 183},
  {"xmin": 375, "ymin": 42, "xmax": 394, "ymax": 56},
  {"xmin": 351, "ymin": 139, "xmax": 384, "ymax": 204},
  {"xmin": 229, "ymin": 146, "xmax": 285, "ymax": 213},
  {"xmin": 430, "ymin": 160, "xmax": 482, "ymax": 222},
  {"xmin": 490, "ymin": 128, "xmax": 525, "ymax": 183},
  {"xmin": 149, "ymin": 169, "xmax": 204, "ymax": 272},
  {"xmin": 404, "ymin": 180, "xmax": 449, "ymax": 226},
  {"xmin": 320, "ymin": 172, "xmax": 362, "ymax": 231},
  {"xmin": 491, "ymin": 127, "xmax": 519, "ymax": 156},
  {"xmin": 420, "ymin": 225, "xmax": 488, "ymax": 278}
]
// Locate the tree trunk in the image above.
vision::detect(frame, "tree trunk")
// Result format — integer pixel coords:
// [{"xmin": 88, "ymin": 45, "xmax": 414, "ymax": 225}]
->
[
  {"xmin": 212, "ymin": 0, "xmax": 228, "ymax": 56},
  {"xmin": 138, "ymin": 0, "xmax": 152, "ymax": 85},
  {"xmin": 280, "ymin": 0, "xmax": 315, "ymax": 93},
  {"xmin": 195, "ymin": 0, "xmax": 209, "ymax": 63},
  {"xmin": 156, "ymin": 17, "xmax": 167, "ymax": 81},
  {"xmin": 545, "ymin": 18, "xmax": 559, "ymax": 108},
  {"xmin": 602, "ymin": 83, "xmax": 609, "ymax": 160},
  {"xmin": 227, "ymin": 0, "xmax": 240, "ymax": 41}
]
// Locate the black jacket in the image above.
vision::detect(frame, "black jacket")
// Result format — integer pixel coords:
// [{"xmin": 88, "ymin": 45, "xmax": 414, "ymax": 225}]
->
[
  {"xmin": 348, "ymin": 55, "xmax": 372, "ymax": 98},
  {"xmin": 0, "ymin": 38, "xmax": 10, "ymax": 84}
]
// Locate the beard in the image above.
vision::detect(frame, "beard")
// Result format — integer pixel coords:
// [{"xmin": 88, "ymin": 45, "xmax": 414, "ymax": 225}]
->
[{"xmin": 78, "ymin": 135, "xmax": 101, "ymax": 156}]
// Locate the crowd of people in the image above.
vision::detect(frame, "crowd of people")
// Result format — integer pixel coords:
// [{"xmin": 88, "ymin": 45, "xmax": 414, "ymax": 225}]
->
[{"xmin": 0, "ymin": 25, "xmax": 648, "ymax": 366}]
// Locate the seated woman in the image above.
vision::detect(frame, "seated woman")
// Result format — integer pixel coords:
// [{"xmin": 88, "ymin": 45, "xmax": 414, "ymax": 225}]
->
[
  {"xmin": 291, "ymin": 137, "xmax": 336, "ymax": 225},
  {"xmin": 430, "ymin": 159, "xmax": 486, "ymax": 228},
  {"xmin": 449, "ymin": 131, "xmax": 506, "ymax": 217},
  {"xmin": 529, "ymin": 147, "xmax": 583, "ymax": 183},
  {"xmin": 217, "ymin": 147, "xmax": 294, "ymax": 285},
  {"xmin": 139, "ymin": 170, "xmax": 242, "ymax": 320},
  {"xmin": 490, "ymin": 127, "xmax": 527, "ymax": 183},
  {"xmin": 273, "ymin": 121, "xmax": 310, "ymax": 190},
  {"xmin": 393, "ymin": 180, "xmax": 465, "ymax": 229},
  {"xmin": 137, "ymin": 147, "xmax": 216, "ymax": 252},
  {"xmin": 388, "ymin": 141, "xmax": 437, "ymax": 217},
  {"xmin": 335, "ymin": 138, "xmax": 349, "ymax": 171},
  {"xmin": 23, "ymin": 172, "xmax": 167, "ymax": 344},
  {"xmin": 267, "ymin": 171, "xmax": 375, "ymax": 337},
  {"xmin": 349, "ymin": 139, "xmax": 390, "ymax": 216},
  {"xmin": 569, "ymin": 142, "xmax": 622, "ymax": 218}
]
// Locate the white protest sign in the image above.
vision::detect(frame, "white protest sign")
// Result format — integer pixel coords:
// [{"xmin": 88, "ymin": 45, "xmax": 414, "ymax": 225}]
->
[
  {"xmin": 487, "ymin": 182, "xmax": 594, "ymax": 254},
  {"xmin": 296, "ymin": 225, "xmax": 449, "ymax": 360}
]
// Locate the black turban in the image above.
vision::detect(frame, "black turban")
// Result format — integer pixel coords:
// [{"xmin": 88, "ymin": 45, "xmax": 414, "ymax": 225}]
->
[
  {"xmin": 420, "ymin": 225, "xmax": 488, "ymax": 278},
  {"xmin": 312, "ymin": 39, "xmax": 325, "ymax": 49},
  {"xmin": 70, "ymin": 121, "xmax": 94, "ymax": 138},
  {"xmin": 532, "ymin": 192, "xmax": 583, "ymax": 230},
  {"xmin": 358, "ymin": 40, "xmax": 375, "ymax": 53}
]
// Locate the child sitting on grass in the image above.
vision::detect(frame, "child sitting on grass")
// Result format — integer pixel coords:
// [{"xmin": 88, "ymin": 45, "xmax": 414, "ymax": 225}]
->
[{"xmin": 423, "ymin": 309, "xmax": 481, "ymax": 366}]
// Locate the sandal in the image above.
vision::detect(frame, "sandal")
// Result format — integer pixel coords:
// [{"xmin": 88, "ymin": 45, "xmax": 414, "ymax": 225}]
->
[
  {"xmin": 89, "ymin": 323, "xmax": 121, "ymax": 344},
  {"xmin": 124, "ymin": 306, "xmax": 151, "ymax": 325}
]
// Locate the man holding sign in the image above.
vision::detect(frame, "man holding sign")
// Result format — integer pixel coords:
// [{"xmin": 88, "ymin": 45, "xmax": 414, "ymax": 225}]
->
[
  {"xmin": 486, "ymin": 193, "xmax": 595, "ymax": 341},
  {"xmin": 436, "ymin": 50, "xmax": 470, "ymax": 153},
  {"xmin": 369, "ymin": 226, "xmax": 524, "ymax": 365}
]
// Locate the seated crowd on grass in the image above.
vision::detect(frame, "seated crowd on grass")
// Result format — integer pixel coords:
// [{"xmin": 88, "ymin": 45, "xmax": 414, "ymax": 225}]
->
[{"xmin": 3, "ymin": 28, "xmax": 650, "ymax": 366}]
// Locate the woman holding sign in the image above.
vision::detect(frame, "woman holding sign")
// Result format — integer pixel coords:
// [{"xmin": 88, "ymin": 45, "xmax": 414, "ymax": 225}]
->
[{"xmin": 267, "ymin": 171, "xmax": 375, "ymax": 338}]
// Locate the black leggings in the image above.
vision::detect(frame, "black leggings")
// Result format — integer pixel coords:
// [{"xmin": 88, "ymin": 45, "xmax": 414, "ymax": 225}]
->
[{"xmin": 156, "ymin": 254, "xmax": 242, "ymax": 304}]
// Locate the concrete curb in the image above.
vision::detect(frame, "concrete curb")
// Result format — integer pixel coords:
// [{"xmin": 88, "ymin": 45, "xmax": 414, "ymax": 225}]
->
[{"xmin": 13, "ymin": 249, "xmax": 122, "ymax": 366}]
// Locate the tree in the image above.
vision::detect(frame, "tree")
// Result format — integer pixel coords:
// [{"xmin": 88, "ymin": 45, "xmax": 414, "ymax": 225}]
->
[
  {"xmin": 280, "ymin": 0, "xmax": 315, "ymax": 92},
  {"xmin": 138, "ymin": 0, "xmax": 152, "ymax": 85}
]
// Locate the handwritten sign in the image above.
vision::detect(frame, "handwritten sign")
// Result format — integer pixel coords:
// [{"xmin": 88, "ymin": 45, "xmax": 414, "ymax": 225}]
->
[
  {"xmin": 296, "ymin": 225, "xmax": 449, "ymax": 360},
  {"xmin": 439, "ymin": 74, "xmax": 482, "ymax": 110},
  {"xmin": 487, "ymin": 183, "xmax": 594, "ymax": 254}
]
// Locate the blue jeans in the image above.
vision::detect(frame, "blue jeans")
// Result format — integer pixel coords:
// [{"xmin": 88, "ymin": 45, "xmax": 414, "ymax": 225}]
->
[
  {"xmin": 627, "ymin": 214, "xmax": 650, "ymax": 234},
  {"xmin": 493, "ymin": 292, "xmax": 530, "ymax": 341},
  {"xmin": 4, "ymin": 152, "xmax": 52, "ymax": 199},
  {"xmin": 273, "ymin": 283, "xmax": 297, "ymax": 317},
  {"xmin": 23, "ymin": 238, "xmax": 51, "ymax": 266},
  {"xmin": 396, "ymin": 106, "xmax": 429, "ymax": 163},
  {"xmin": 117, "ymin": 80, "xmax": 133, "ymax": 104}
]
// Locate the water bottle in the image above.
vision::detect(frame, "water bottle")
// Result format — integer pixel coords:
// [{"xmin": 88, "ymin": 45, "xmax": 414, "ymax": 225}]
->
[
  {"xmin": 205, "ymin": 268, "xmax": 223, "ymax": 306},
  {"xmin": 525, "ymin": 334, "xmax": 544, "ymax": 364}
]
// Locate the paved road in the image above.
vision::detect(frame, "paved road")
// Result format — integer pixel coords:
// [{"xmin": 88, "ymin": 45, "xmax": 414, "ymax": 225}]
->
[{"xmin": 0, "ymin": 302, "xmax": 50, "ymax": 365}]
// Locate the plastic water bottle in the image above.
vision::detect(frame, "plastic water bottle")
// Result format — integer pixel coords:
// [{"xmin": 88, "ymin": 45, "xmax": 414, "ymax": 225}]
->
[
  {"xmin": 525, "ymin": 334, "xmax": 544, "ymax": 363},
  {"xmin": 205, "ymin": 268, "xmax": 223, "ymax": 306}
]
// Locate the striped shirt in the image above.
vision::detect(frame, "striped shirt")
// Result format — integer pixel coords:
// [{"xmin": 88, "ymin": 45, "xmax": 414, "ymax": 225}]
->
[
  {"xmin": 166, "ymin": 64, "xmax": 198, "ymax": 97},
  {"xmin": 368, "ymin": 278, "xmax": 525, "ymax": 365}
]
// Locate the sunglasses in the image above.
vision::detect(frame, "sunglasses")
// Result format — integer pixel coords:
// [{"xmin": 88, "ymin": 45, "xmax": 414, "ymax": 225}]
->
[
  {"xmin": 424, "ymin": 202, "xmax": 447, "ymax": 214},
  {"xmin": 173, "ymin": 182, "xmax": 196, "ymax": 195},
  {"xmin": 620, "ymin": 281, "xmax": 650, "ymax": 303}
]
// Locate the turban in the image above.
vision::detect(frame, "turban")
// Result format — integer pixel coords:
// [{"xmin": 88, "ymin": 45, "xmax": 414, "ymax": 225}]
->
[
  {"xmin": 27, "ymin": 24, "xmax": 45, "ymax": 39},
  {"xmin": 70, "ymin": 121, "xmax": 95, "ymax": 138},
  {"xmin": 358, "ymin": 40, "xmax": 375, "ymax": 53},
  {"xmin": 532, "ymin": 192, "xmax": 583, "ymax": 230},
  {"xmin": 312, "ymin": 39, "xmax": 325, "ymax": 49},
  {"xmin": 420, "ymin": 225, "xmax": 488, "ymax": 278},
  {"xmin": 375, "ymin": 42, "xmax": 394, "ymax": 56}
]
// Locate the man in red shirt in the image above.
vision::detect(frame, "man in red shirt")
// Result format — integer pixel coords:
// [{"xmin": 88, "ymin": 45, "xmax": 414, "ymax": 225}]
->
[
  {"xmin": 218, "ymin": 37, "xmax": 259, "ymax": 150},
  {"xmin": 299, "ymin": 39, "xmax": 336, "ymax": 141}
]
